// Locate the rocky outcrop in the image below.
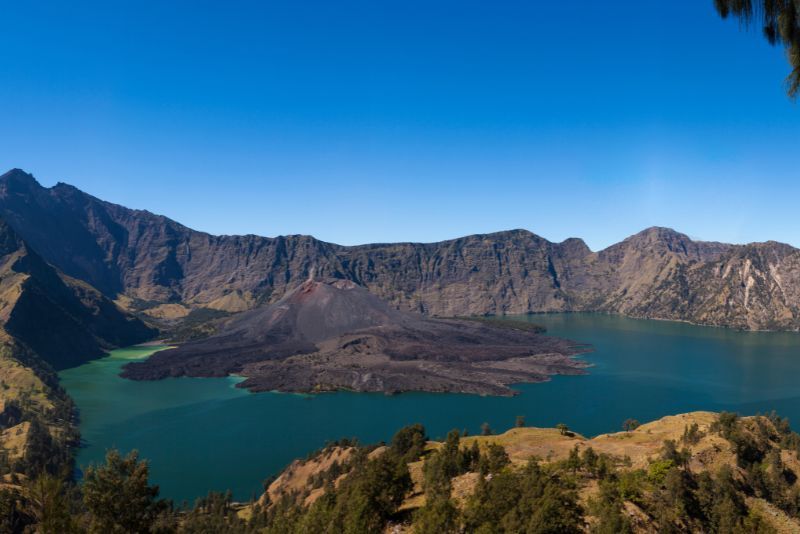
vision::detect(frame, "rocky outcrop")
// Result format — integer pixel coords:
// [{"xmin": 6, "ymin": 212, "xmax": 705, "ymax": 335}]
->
[
  {"xmin": 1, "ymin": 169, "xmax": 799, "ymax": 330},
  {"xmin": 624, "ymin": 241, "xmax": 800, "ymax": 330}
]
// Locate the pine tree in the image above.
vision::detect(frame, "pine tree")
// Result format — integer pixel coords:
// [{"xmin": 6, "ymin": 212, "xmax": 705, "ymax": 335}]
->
[
  {"xmin": 82, "ymin": 449, "xmax": 169, "ymax": 534},
  {"xmin": 714, "ymin": 0, "xmax": 800, "ymax": 97}
]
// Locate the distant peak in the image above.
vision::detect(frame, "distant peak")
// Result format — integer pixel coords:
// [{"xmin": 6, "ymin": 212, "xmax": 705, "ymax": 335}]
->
[
  {"xmin": 559, "ymin": 237, "xmax": 590, "ymax": 250},
  {"xmin": 474, "ymin": 229, "xmax": 548, "ymax": 242},
  {"xmin": 0, "ymin": 168, "xmax": 40, "ymax": 187},
  {"xmin": 625, "ymin": 226, "xmax": 691, "ymax": 244},
  {"xmin": 638, "ymin": 226, "xmax": 683, "ymax": 237}
]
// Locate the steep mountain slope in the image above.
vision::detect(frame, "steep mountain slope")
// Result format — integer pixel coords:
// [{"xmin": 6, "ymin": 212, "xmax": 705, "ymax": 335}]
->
[
  {"xmin": 0, "ymin": 215, "xmax": 154, "ymax": 369},
  {"xmin": 122, "ymin": 278, "xmax": 587, "ymax": 396},
  {"xmin": 1, "ymin": 169, "xmax": 799, "ymax": 330},
  {"xmin": 628, "ymin": 241, "xmax": 800, "ymax": 330}
]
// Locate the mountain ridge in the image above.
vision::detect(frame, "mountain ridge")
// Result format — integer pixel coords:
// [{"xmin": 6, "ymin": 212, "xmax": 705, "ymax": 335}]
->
[
  {"xmin": 0, "ymin": 214, "xmax": 155, "ymax": 369},
  {"xmin": 2, "ymin": 169, "xmax": 799, "ymax": 331}
]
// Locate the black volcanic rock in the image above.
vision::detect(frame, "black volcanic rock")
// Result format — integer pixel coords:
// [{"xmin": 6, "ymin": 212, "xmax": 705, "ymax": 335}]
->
[
  {"xmin": 1, "ymin": 169, "xmax": 799, "ymax": 330},
  {"xmin": 122, "ymin": 279, "xmax": 588, "ymax": 396}
]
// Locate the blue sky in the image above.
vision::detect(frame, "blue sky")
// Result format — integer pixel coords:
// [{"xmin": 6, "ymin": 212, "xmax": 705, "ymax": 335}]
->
[{"xmin": 1, "ymin": 1, "xmax": 798, "ymax": 249}]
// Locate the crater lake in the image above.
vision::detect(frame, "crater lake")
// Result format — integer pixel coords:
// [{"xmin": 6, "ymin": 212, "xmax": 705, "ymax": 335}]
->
[{"xmin": 59, "ymin": 313, "xmax": 800, "ymax": 503}]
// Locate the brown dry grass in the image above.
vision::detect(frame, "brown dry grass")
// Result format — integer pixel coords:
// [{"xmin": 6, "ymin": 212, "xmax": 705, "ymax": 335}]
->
[
  {"xmin": 204, "ymin": 290, "xmax": 254, "ymax": 312},
  {"xmin": 0, "ymin": 421, "xmax": 30, "ymax": 461},
  {"xmin": 143, "ymin": 303, "xmax": 191, "ymax": 320},
  {"xmin": 260, "ymin": 446, "xmax": 355, "ymax": 507},
  {"xmin": 249, "ymin": 412, "xmax": 800, "ymax": 532},
  {"xmin": 747, "ymin": 497, "xmax": 800, "ymax": 534},
  {"xmin": 461, "ymin": 427, "xmax": 586, "ymax": 465}
]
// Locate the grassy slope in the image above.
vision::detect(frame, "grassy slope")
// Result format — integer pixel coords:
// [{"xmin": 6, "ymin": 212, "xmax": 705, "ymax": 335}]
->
[{"xmin": 257, "ymin": 411, "xmax": 800, "ymax": 533}]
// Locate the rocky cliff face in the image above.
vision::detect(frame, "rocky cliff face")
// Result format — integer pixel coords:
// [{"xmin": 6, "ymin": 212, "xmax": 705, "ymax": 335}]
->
[
  {"xmin": 625, "ymin": 242, "xmax": 800, "ymax": 330},
  {"xmin": 0, "ymin": 212, "xmax": 154, "ymax": 369},
  {"xmin": 1, "ymin": 169, "xmax": 799, "ymax": 331}
]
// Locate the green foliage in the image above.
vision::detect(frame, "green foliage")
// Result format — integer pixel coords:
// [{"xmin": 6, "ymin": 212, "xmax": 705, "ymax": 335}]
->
[
  {"xmin": 462, "ymin": 441, "xmax": 481, "ymax": 473},
  {"xmin": 180, "ymin": 491, "xmax": 244, "ymax": 533},
  {"xmin": 259, "ymin": 444, "xmax": 413, "ymax": 534},
  {"xmin": 0, "ymin": 488, "xmax": 32, "ymax": 533},
  {"xmin": 714, "ymin": 0, "xmax": 800, "ymax": 97},
  {"xmin": 663, "ymin": 466, "xmax": 701, "ymax": 520},
  {"xmin": 581, "ymin": 447, "xmax": 599, "ymax": 474},
  {"xmin": 390, "ymin": 423, "xmax": 428, "ymax": 462},
  {"xmin": 714, "ymin": 411, "xmax": 739, "ymax": 435},
  {"xmin": 565, "ymin": 445, "xmax": 581, "ymax": 473},
  {"xmin": 648, "ymin": 459, "xmax": 675, "ymax": 485},
  {"xmin": 167, "ymin": 308, "xmax": 232, "ymax": 342},
  {"xmin": 16, "ymin": 418, "xmax": 72, "ymax": 479},
  {"xmin": 741, "ymin": 510, "xmax": 778, "ymax": 533},
  {"xmin": 480, "ymin": 422, "xmax": 492, "ymax": 436},
  {"xmin": 682, "ymin": 422, "xmax": 703, "ymax": 445},
  {"xmin": 622, "ymin": 418, "xmax": 640, "ymax": 432},
  {"xmin": 479, "ymin": 443, "xmax": 510, "ymax": 475},
  {"xmin": 412, "ymin": 494, "xmax": 459, "ymax": 534},
  {"xmin": 454, "ymin": 316, "xmax": 546, "ymax": 333},
  {"xmin": 661, "ymin": 439, "xmax": 691, "ymax": 467},
  {"xmin": 24, "ymin": 472, "xmax": 81, "ymax": 533},
  {"xmin": 616, "ymin": 470, "xmax": 646, "ymax": 504},
  {"xmin": 82, "ymin": 449, "xmax": 171, "ymax": 534},
  {"xmin": 464, "ymin": 459, "xmax": 583, "ymax": 533},
  {"xmin": 15, "ymin": 412, "xmax": 800, "ymax": 533},
  {"xmin": 713, "ymin": 412, "xmax": 772, "ymax": 467},
  {"xmin": 589, "ymin": 477, "xmax": 633, "ymax": 534},
  {"xmin": 556, "ymin": 423, "xmax": 569, "ymax": 435},
  {"xmin": 595, "ymin": 453, "xmax": 615, "ymax": 480},
  {"xmin": 308, "ymin": 459, "xmax": 348, "ymax": 490},
  {"xmin": 423, "ymin": 431, "xmax": 465, "ymax": 499},
  {"xmin": 318, "ymin": 451, "xmax": 412, "ymax": 533}
]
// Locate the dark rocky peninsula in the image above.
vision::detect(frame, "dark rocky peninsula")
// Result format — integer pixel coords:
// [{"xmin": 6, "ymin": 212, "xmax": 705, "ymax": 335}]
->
[{"xmin": 121, "ymin": 279, "xmax": 589, "ymax": 396}]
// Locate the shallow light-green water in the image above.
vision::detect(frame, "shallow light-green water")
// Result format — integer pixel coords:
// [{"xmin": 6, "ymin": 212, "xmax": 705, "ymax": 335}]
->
[{"xmin": 60, "ymin": 314, "xmax": 800, "ymax": 503}]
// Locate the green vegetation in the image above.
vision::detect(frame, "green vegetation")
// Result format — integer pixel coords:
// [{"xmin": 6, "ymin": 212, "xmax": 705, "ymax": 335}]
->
[
  {"xmin": 0, "ymin": 342, "xmax": 82, "ymax": 532},
  {"xmin": 165, "ymin": 308, "xmax": 232, "ymax": 342},
  {"xmin": 256, "ymin": 426, "xmax": 418, "ymax": 534},
  {"xmin": 463, "ymin": 459, "xmax": 582, "ymax": 533},
  {"xmin": 6, "ymin": 409, "xmax": 800, "ymax": 532},
  {"xmin": 622, "ymin": 418, "xmax": 640, "ymax": 432},
  {"xmin": 714, "ymin": 0, "xmax": 800, "ymax": 97},
  {"xmin": 82, "ymin": 450, "xmax": 173, "ymax": 533},
  {"xmin": 454, "ymin": 316, "xmax": 546, "ymax": 333}
]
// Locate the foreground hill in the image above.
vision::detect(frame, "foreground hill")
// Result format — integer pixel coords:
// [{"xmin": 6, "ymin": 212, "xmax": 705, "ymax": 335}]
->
[
  {"xmin": 247, "ymin": 411, "xmax": 800, "ymax": 533},
  {"xmin": 7, "ymin": 410, "xmax": 799, "ymax": 532},
  {"xmin": 122, "ymin": 278, "xmax": 588, "ymax": 395},
  {"xmin": 3, "ymin": 169, "xmax": 800, "ymax": 330}
]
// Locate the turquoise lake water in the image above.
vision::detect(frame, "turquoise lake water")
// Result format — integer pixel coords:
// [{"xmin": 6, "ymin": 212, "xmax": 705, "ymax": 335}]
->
[{"xmin": 59, "ymin": 313, "xmax": 800, "ymax": 503}]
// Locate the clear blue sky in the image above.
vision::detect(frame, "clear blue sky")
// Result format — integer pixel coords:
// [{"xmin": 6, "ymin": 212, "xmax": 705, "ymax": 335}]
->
[{"xmin": 1, "ymin": 1, "xmax": 798, "ymax": 249}]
